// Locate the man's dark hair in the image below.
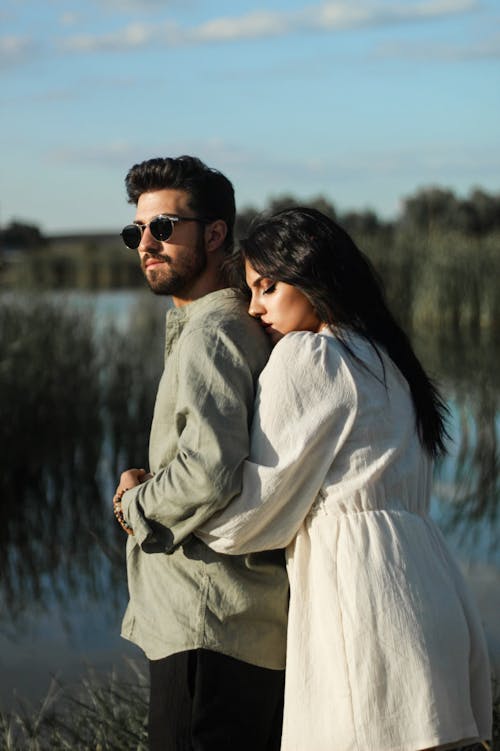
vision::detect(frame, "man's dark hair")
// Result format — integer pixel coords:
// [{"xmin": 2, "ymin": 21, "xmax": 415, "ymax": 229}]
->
[{"xmin": 125, "ymin": 155, "xmax": 236, "ymax": 254}]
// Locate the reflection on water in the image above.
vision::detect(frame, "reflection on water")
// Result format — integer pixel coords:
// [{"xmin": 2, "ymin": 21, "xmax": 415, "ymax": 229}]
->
[
  {"xmin": 0, "ymin": 292, "xmax": 498, "ymax": 707},
  {"xmin": 0, "ymin": 292, "xmax": 166, "ymax": 707},
  {"xmin": 415, "ymin": 331, "xmax": 500, "ymax": 563},
  {"xmin": 434, "ymin": 396, "xmax": 499, "ymax": 561}
]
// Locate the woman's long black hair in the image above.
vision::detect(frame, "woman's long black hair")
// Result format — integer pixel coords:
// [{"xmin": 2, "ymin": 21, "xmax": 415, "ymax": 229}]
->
[{"xmin": 237, "ymin": 207, "xmax": 449, "ymax": 458}]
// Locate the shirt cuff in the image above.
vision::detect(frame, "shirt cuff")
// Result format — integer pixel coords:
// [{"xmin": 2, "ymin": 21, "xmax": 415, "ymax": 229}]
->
[{"xmin": 121, "ymin": 485, "xmax": 154, "ymax": 548}]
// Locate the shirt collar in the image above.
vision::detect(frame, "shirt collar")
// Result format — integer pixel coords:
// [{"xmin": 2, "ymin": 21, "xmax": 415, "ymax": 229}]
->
[{"xmin": 164, "ymin": 288, "xmax": 243, "ymax": 353}]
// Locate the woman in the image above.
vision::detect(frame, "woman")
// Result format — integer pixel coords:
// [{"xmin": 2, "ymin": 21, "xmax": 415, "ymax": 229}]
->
[{"xmin": 197, "ymin": 208, "xmax": 492, "ymax": 751}]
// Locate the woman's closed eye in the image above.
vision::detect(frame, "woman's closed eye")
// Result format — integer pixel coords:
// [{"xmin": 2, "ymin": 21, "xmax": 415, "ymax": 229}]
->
[{"xmin": 263, "ymin": 282, "xmax": 277, "ymax": 295}]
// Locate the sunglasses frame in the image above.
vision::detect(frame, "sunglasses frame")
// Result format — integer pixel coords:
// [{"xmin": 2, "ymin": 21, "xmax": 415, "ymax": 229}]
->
[{"xmin": 120, "ymin": 213, "xmax": 210, "ymax": 249}]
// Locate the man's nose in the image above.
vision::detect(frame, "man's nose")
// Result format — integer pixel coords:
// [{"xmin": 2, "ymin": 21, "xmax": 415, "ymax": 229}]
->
[{"xmin": 138, "ymin": 225, "xmax": 161, "ymax": 253}]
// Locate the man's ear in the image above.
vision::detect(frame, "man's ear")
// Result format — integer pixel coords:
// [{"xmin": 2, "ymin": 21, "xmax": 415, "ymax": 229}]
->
[{"xmin": 204, "ymin": 220, "xmax": 227, "ymax": 253}]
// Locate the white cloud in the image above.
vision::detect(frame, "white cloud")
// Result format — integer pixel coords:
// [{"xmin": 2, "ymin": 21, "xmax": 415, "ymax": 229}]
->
[
  {"xmin": 408, "ymin": 0, "xmax": 480, "ymax": 16},
  {"xmin": 0, "ymin": 35, "xmax": 39, "ymax": 68},
  {"xmin": 374, "ymin": 31, "xmax": 500, "ymax": 60},
  {"xmin": 56, "ymin": 0, "xmax": 483, "ymax": 54},
  {"xmin": 59, "ymin": 12, "xmax": 81, "ymax": 27},
  {"xmin": 68, "ymin": 15, "xmax": 222, "ymax": 53},
  {"xmin": 311, "ymin": 0, "xmax": 481, "ymax": 30},
  {"xmin": 313, "ymin": 5, "xmax": 375, "ymax": 29},
  {"xmin": 44, "ymin": 136, "xmax": 500, "ymax": 185},
  {"xmin": 93, "ymin": 0, "xmax": 186, "ymax": 9},
  {"xmin": 58, "ymin": 22, "xmax": 170, "ymax": 52},
  {"xmin": 46, "ymin": 137, "xmax": 259, "ymax": 170},
  {"xmin": 191, "ymin": 11, "xmax": 294, "ymax": 42}
]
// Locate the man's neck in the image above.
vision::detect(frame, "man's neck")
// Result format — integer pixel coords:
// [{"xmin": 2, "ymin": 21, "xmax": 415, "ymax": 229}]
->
[{"xmin": 172, "ymin": 269, "xmax": 228, "ymax": 308}]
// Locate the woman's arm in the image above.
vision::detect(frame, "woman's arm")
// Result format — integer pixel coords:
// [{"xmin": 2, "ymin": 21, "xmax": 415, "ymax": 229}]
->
[
  {"xmin": 120, "ymin": 324, "xmax": 266, "ymax": 552},
  {"xmin": 196, "ymin": 331, "xmax": 358, "ymax": 554}
]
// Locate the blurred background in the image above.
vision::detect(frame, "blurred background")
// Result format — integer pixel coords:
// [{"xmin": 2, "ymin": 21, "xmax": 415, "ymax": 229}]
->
[{"xmin": 0, "ymin": 0, "xmax": 499, "ymax": 739}]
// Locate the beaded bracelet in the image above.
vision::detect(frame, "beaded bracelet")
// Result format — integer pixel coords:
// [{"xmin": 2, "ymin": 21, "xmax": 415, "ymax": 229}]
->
[{"xmin": 113, "ymin": 487, "xmax": 134, "ymax": 535}]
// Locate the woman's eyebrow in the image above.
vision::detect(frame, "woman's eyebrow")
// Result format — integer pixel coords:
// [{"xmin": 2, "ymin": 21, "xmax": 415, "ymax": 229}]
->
[{"xmin": 247, "ymin": 275, "xmax": 266, "ymax": 289}]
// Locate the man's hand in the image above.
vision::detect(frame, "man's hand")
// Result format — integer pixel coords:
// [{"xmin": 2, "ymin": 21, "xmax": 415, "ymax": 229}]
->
[
  {"xmin": 113, "ymin": 468, "xmax": 152, "ymax": 535},
  {"xmin": 116, "ymin": 468, "xmax": 150, "ymax": 496}
]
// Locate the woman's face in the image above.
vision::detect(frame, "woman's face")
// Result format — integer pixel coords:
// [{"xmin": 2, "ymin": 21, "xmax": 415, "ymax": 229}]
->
[{"xmin": 245, "ymin": 260, "xmax": 322, "ymax": 345}]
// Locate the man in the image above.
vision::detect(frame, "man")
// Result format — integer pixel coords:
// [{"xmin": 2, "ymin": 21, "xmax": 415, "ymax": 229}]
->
[{"xmin": 113, "ymin": 156, "xmax": 288, "ymax": 751}]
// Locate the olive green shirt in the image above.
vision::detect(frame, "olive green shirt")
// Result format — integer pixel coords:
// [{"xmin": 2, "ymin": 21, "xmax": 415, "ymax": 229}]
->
[{"xmin": 121, "ymin": 289, "xmax": 288, "ymax": 669}]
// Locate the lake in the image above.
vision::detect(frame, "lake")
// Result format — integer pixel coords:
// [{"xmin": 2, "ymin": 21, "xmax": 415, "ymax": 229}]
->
[{"xmin": 0, "ymin": 290, "xmax": 499, "ymax": 710}]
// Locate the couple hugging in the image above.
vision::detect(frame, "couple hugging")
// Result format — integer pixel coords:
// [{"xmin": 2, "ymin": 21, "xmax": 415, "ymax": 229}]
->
[{"xmin": 112, "ymin": 155, "xmax": 492, "ymax": 751}]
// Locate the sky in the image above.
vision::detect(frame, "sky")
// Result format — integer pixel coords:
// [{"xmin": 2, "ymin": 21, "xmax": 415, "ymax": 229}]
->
[{"xmin": 1, "ymin": 0, "xmax": 499, "ymax": 235}]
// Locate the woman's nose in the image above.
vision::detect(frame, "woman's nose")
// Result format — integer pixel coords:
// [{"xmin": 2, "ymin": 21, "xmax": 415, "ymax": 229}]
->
[{"xmin": 248, "ymin": 295, "xmax": 265, "ymax": 318}]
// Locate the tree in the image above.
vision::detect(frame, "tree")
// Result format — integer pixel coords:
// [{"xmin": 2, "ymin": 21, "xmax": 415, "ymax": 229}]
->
[
  {"xmin": 1, "ymin": 220, "xmax": 46, "ymax": 250},
  {"xmin": 400, "ymin": 187, "xmax": 460, "ymax": 234}
]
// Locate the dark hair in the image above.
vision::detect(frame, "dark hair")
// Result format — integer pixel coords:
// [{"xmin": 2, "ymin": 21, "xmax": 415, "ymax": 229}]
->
[
  {"xmin": 124, "ymin": 155, "xmax": 236, "ymax": 254},
  {"xmin": 239, "ymin": 206, "xmax": 449, "ymax": 458}
]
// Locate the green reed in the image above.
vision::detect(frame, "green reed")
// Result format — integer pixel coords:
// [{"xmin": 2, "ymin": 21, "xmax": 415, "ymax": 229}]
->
[
  {"xmin": 3, "ymin": 228, "xmax": 499, "ymax": 341},
  {"xmin": 0, "ymin": 293, "xmax": 165, "ymax": 620},
  {"xmin": 359, "ymin": 229, "xmax": 500, "ymax": 337},
  {"xmin": 0, "ymin": 663, "xmax": 149, "ymax": 751},
  {"xmin": 0, "ymin": 665, "xmax": 498, "ymax": 751}
]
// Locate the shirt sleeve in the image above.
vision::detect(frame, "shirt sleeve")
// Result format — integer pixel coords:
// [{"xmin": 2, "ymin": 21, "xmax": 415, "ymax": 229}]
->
[
  {"xmin": 121, "ymin": 323, "xmax": 260, "ymax": 553},
  {"xmin": 196, "ymin": 331, "xmax": 358, "ymax": 554}
]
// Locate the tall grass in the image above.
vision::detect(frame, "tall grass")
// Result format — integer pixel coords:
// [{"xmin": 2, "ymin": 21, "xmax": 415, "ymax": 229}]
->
[
  {"xmin": 0, "ymin": 666, "xmax": 498, "ymax": 750},
  {"xmin": 0, "ymin": 663, "xmax": 148, "ymax": 750},
  {"xmin": 350, "ymin": 229, "xmax": 500, "ymax": 337},
  {"xmin": 3, "ymin": 230, "xmax": 500, "ymax": 340},
  {"xmin": 0, "ymin": 293, "xmax": 165, "ymax": 620}
]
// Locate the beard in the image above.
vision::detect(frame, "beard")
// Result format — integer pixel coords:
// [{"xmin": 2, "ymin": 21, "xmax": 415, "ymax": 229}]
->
[{"xmin": 142, "ymin": 237, "xmax": 207, "ymax": 297}]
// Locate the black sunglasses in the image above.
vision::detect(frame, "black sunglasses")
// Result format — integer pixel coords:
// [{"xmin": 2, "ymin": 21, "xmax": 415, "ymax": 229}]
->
[{"xmin": 120, "ymin": 214, "xmax": 210, "ymax": 249}]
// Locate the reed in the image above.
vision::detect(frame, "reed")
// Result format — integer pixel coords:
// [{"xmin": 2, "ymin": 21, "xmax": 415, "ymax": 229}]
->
[
  {"xmin": 0, "ymin": 666, "xmax": 498, "ymax": 750},
  {"xmin": 0, "ymin": 293, "xmax": 165, "ymax": 621},
  {"xmin": 357, "ymin": 230, "xmax": 500, "ymax": 336},
  {"xmin": 0, "ymin": 663, "xmax": 148, "ymax": 750},
  {"xmin": 2, "ymin": 229, "xmax": 499, "ymax": 339}
]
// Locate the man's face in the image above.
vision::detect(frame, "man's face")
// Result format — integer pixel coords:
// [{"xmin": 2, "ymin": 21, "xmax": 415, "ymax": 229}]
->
[{"xmin": 134, "ymin": 189, "xmax": 207, "ymax": 303}]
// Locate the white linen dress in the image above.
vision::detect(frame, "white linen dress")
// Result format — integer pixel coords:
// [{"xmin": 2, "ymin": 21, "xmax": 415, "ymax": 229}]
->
[{"xmin": 198, "ymin": 328, "xmax": 492, "ymax": 751}]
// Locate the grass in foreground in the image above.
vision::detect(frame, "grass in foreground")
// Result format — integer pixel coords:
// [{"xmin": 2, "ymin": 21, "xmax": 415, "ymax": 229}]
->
[
  {"xmin": 0, "ymin": 668, "xmax": 498, "ymax": 751},
  {"xmin": 0, "ymin": 664, "xmax": 148, "ymax": 751}
]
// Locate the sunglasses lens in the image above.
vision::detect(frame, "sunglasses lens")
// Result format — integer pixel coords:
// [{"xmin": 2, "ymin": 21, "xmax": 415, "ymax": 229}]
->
[
  {"xmin": 121, "ymin": 225, "xmax": 141, "ymax": 249},
  {"xmin": 150, "ymin": 216, "xmax": 173, "ymax": 242}
]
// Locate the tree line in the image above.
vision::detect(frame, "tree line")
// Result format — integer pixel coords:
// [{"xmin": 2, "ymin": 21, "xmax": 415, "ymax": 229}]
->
[
  {"xmin": 0, "ymin": 185, "xmax": 498, "ymax": 339},
  {"xmin": 236, "ymin": 185, "xmax": 500, "ymax": 240},
  {"xmin": 1, "ymin": 185, "xmax": 500, "ymax": 249}
]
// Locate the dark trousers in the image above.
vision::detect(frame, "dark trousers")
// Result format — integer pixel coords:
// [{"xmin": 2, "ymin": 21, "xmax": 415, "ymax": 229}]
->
[{"xmin": 148, "ymin": 649, "xmax": 285, "ymax": 751}]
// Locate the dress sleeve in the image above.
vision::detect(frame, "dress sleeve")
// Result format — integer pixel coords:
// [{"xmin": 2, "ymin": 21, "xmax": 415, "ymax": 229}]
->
[
  {"xmin": 196, "ymin": 331, "xmax": 358, "ymax": 553},
  {"xmin": 121, "ymin": 324, "xmax": 258, "ymax": 552}
]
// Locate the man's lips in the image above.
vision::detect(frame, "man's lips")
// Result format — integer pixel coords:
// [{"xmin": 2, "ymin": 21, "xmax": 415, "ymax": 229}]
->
[{"xmin": 144, "ymin": 257, "xmax": 165, "ymax": 269}]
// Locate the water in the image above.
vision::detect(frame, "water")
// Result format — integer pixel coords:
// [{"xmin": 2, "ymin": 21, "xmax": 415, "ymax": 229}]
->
[
  {"xmin": 0, "ymin": 290, "xmax": 166, "ymax": 709},
  {"xmin": 0, "ymin": 291, "xmax": 498, "ymax": 710}
]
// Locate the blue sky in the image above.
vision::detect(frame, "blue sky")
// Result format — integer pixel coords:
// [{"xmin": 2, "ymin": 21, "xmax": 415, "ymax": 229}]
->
[{"xmin": 1, "ymin": 0, "xmax": 499, "ymax": 234}]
